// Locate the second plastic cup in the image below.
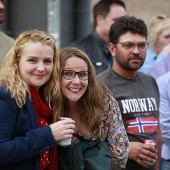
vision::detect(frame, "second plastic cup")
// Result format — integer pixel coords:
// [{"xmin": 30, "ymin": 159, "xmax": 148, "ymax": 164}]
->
[{"xmin": 57, "ymin": 117, "xmax": 72, "ymax": 146}]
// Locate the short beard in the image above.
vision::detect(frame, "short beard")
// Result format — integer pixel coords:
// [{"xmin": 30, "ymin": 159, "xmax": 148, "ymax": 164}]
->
[{"xmin": 115, "ymin": 54, "xmax": 144, "ymax": 71}]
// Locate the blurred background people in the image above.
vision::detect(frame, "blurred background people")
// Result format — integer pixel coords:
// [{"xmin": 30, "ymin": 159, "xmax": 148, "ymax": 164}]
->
[
  {"xmin": 139, "ymin": 14, "xmax": 170, "ymax": 74},
  {"xmin": 71, "ymin": 0, "xmax": 126, "ymax": 74},
  {"xmin": 0, "ymin": 0, "xmax": 14, "ymax": 64},
  {"xmin": 148, "ymin": 17, "xmax": 170, "ymax": 79},
  {"xmin": 149, "ymin": 50, "xmax": 170, "ymax": 80},
  {"xmin": 156, "ymin": 71, "xmax": 170, "ymax": 170}
]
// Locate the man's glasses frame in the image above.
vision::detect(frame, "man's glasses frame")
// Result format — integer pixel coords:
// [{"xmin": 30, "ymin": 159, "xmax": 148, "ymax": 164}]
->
[
  {"xmin": 116, "ymin": 41, "xmax": 149, "ymax": 52},
  {"xmin": 62, "ymin": 70, "xmax": 91, "ymax": 81}
]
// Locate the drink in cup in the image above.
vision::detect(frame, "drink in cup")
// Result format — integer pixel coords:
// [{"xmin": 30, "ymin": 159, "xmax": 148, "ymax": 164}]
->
[{"xmin": 57, "ymin": 117, "xmax": 72, "ymax": 146}]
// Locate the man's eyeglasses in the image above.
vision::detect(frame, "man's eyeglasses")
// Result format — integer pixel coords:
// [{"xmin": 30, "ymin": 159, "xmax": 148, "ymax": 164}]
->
[
  {"xmin": 116, "ymin": 42, "xmax": 149, "ymax": 52},
  {"xmin": 62, "ymin": 70, "xmax": 91, "ymax": 81}
]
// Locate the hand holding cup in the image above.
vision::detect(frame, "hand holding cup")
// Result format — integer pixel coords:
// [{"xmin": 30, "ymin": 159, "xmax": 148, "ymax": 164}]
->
[{"xmin": 49, "ymin": 117, "xmax": 75, "ymax": 145}]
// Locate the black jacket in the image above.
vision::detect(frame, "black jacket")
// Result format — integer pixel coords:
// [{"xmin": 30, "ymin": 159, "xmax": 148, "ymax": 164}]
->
[{"xmin": 71, "ymin": 30, "xmax": 112, "ymax": 74}]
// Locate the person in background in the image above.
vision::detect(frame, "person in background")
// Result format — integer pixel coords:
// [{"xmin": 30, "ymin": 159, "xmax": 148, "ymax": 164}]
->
[
  {"xmin": 148, "ymin": 18, "xmax": 170, "ymax": 79},
  {"xmin": 156, "ymin": 71, "xmax": 170, "ymax": 170},
  {"xmin": 56, "ymin": 47, "xmax": 129, "ymax": 170},
  {"xmin": 71, "ymin": 0, "xmax": 126, "ymax": 74},
  {"xmin": 0, "ymin": 30, "xmax": 75, "ymax": 170},
  {"xmin": 97, "ymin": 15, "xmax": 161, "ymax": 170},
  {"xmin": 0, "ymin": 0, "xmax": 15, "ymax": 64},
  {"xmin": 139, "ymin": 14, "xmax": 170, "ymax": 74}
]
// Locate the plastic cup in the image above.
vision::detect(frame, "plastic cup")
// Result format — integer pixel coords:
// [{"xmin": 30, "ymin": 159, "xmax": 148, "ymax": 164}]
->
[{"xmin": 57, "ymin": 117, "xmax": 72, "ymax": 146}]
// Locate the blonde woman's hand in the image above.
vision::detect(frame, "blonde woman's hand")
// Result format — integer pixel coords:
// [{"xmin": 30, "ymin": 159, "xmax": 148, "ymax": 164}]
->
[{"xmin": 49, "ymin": 118, "xmax": 75, "ymax": 142}]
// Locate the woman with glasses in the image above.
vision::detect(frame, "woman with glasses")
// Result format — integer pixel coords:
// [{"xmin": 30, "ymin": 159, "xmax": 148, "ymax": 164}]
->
[{"xmin": 56, "ymin": 46, "xmax": 129, "ymax": 170}]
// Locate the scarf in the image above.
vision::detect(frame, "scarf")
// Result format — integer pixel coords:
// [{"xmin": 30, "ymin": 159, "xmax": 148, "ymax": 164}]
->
[{"xmin": 29, "ymin": 86, "xmax": 58, "ymax": 170}]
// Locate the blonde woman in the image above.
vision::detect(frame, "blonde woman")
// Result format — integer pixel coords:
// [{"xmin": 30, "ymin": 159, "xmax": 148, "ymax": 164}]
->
[
  {"xmin": 0, "ymin": 30, "xmax": 75, "ymax": 170},
  {"xmin": 139, "ymin": 15, "xmax": 170, "ymax": 74}
]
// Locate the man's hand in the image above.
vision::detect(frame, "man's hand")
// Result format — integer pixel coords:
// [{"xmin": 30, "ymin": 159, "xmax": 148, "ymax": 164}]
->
[{"xmin": 128, "ymin": 141, "xmax": 157, "ymax": 168}]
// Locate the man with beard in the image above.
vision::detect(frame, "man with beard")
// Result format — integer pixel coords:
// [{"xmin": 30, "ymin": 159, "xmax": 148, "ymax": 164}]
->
[
  {"xmin": 97, "ymin": 15, "xmax": 161, "ymax": 170},
  {"xmin": 0, "ymin": 0, "xmax": 14, "ymax": 64}
]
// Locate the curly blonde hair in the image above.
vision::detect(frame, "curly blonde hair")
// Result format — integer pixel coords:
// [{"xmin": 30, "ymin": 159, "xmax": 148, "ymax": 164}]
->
[
  {"xmin": 147, "ymin": 14, "xmax": 170, "ymax": 47},
  {"xmin": 0, "ymin": 30, "xmax": 60, "ymax": 121},
  {"xmin": 55, "ymin": 46, "xmax": 111, "ymax": 132}
]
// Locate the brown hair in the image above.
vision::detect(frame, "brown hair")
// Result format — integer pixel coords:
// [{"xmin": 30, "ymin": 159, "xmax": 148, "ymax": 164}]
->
[
  {"xmin": 93, "ymin": 0, "xmax": 126, "ymax": 27},
  {"xmin": 56, "ymin": 46, "xmax": 111, "ymax": 132}
]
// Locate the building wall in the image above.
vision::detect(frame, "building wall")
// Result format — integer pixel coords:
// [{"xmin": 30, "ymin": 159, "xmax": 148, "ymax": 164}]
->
[
  {"xmin": 91, "ymin": 0, "xmax": 170, "ymax": 24},
  {"xmin": 1, "ymin": 0, "xmax": 169, "ymax": 47}
]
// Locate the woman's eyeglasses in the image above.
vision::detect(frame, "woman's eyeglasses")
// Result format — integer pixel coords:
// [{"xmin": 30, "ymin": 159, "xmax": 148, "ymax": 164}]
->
[{"xmin": 62, "ymin": 70, "xmax": 91, "ymax": 80}]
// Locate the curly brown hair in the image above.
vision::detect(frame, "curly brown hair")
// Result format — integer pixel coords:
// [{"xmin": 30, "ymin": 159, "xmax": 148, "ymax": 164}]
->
[{"xmin": 56, "ymin": 46, "xmax": 111, "ymax": 132}]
